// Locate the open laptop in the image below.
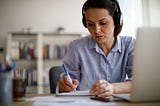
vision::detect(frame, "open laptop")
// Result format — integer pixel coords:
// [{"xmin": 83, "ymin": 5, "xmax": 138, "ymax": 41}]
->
[{"xmin": 113, "ymin": 27, "xmax": 160, "ymax": 102}]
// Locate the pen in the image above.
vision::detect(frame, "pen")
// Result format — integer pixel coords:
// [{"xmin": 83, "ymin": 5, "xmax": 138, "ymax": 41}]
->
[
  {"xmin": 62, "ymin": 63, "xmax": 72, "ymax": 82},
  {"xmin": 62, "ymin": 63, "xmax": 76, "ymax": 91}
]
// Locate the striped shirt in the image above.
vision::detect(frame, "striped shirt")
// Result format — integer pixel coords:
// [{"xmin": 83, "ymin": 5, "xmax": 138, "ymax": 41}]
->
[{"xmin": 63, "ymin": 35, "xmax": 135, "ymax": 90}]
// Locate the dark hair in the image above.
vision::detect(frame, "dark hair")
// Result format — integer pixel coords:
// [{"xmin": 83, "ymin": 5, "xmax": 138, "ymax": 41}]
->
[{"xmin": 82, "ymin": 0, "xmax": 123, "ymax": 37}]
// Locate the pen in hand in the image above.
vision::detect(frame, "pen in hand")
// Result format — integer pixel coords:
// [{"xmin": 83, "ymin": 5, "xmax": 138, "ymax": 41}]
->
[{"xmin": 62, "ymin": 64, "xmax": 76, "ymax": 91}]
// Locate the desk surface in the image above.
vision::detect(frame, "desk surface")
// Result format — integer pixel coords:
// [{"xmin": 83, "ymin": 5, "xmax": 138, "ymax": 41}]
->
[{"xmin": 13, "ymin": 94, "xmax": 160, "ymax": 106}]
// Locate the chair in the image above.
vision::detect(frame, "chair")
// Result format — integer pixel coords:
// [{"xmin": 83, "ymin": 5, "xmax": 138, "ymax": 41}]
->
[{"xmin": 49, "ymin": 66, "xmax": 64, "ymax": 93}]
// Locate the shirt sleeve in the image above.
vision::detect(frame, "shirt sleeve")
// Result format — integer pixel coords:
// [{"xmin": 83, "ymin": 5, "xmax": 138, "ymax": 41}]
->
[
  {"xmin": 63, "ymin": 41, "xmax": 81, "ymax": 81},
  {"xmin": 125, "ymin": 37, "xmax": 135, "ymax": 81}
]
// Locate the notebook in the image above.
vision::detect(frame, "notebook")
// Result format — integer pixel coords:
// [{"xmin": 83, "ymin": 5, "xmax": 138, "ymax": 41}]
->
[
  {"xmin": 113, "ymin": 27, "xmax": 160, "ymax": 102},
  {"xmin": 55, "ymin": 83, "xmax": 95, "ymax": 96},
  {"xmin": 56, "ymin": 90, "xmax": 95, "ymax": 96}
]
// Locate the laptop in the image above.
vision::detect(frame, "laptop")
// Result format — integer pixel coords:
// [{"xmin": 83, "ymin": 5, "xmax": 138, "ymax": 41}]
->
[{"xmin": 113, "ymin": 27, "xmax": 160, "ymax": 102}]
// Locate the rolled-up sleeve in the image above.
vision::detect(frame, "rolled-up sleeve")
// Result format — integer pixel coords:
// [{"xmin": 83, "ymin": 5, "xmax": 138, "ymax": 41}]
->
[{"xmin": 125, "ymin": 38, "xmax": 135, "ymax": 81}]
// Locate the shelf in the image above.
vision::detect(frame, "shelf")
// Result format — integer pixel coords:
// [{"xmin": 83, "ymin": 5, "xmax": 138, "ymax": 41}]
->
[
  {"xmin": 10, "ymin": 33, "xmax": 37, "ymax": 43},
  {"xmin": 7, "ymin": 32, "xmax": 81, "ymax": 94},
  {"xmin": 13, "ymin": 60, "xmax": 37, "ymax": 70},
  {"xmin": 43, "ymin": 33, "xmax": 81, "ymax": 45}
]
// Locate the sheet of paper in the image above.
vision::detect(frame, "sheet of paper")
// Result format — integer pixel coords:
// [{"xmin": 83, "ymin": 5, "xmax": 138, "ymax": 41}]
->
[
  {"xmin": 24, "ymin": 95, "xmax": 117, "ymax": 106},
  {"xmin": 56, "ymin": 90, "xmax": 95, "ymax": 96},
  {"xmin": 25, "ymin": 96, "xmax": 76, "ymax": 103}
]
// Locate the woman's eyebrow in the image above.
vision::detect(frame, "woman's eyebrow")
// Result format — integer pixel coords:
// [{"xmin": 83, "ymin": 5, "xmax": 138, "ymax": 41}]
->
[
  {"xmin": 99, "ymin": 18, "xmax": 108, "ymax": 21},
  {"xmin": 86, "ymin": 19, "xmax": 93, "ymax": 23},
  {"xmin": 86, "ymin": 18, "xmax": 107, "ymax": 23}
]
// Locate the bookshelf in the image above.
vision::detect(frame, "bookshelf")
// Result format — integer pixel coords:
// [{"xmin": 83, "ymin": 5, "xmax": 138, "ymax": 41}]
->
[{"xmin": 7, "ymin": 32, "xmax": 81, "ymax": 94}]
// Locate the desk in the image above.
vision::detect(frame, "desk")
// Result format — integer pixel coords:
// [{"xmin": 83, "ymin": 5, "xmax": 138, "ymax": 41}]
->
[{"xmin": 13, "ymin": 94, "xmax": 160, "ymax": 106}]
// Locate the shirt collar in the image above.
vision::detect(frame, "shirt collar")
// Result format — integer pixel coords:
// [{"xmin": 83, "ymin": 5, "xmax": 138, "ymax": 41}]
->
[
  {"xmin": 88, "ymin": 36, "xmax": 122, "ymax": 53},
  {"xmin": 88, "ymin": 36, "xmax": 96, "ymax": 49},
  {"xmin": 112, "ymin": 36, "xmax": 122, "ymax": 53}
]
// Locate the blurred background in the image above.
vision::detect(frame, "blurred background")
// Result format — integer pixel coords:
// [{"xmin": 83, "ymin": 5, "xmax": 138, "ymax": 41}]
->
[
  {"xmin": 0, "ymin": 0, "xmax": 160, "ymax": 59},
  {"xmin": 0, "ymin": 0, "xmax": 159, "ymax": 94}
]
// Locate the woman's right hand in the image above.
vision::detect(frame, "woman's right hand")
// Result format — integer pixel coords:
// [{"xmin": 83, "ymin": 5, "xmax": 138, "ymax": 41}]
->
[{"xmin": 59, "ymin": 76, "xmax": 79, "ymax": 92}]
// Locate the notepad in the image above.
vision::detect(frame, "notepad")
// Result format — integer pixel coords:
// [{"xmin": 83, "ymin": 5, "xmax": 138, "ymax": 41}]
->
[{"xmin": 56, "ymin": 90, "xmax": 95, "ymax": 96}]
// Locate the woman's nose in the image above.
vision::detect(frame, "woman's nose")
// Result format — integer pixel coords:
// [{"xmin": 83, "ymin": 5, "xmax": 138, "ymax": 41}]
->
[{"xmin": 94, "ymin": 25, "xmax": 101, "ymax": 33}]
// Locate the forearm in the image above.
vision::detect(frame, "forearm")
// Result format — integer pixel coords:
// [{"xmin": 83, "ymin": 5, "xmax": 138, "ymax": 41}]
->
[{"xmin": 111, "ymin": 81, "xmax": 132, "ymax": 94}]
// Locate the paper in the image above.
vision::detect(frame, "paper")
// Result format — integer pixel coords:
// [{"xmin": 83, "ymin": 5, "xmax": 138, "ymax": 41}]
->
[
  {"xmin": 24, "ymin": 95, "xmax": 117, "ymax": 106},
  {"xmin": 25, "ymin": 96, "xmax": 76, "ymax": 103},
  {"xmin": 56, "ymin": 90, "xmax": 95, "ymax": 96}
]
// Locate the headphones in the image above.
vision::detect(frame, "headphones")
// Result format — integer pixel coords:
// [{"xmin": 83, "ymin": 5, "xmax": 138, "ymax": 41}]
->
[
  {"xmin": 112, "ymin": 0, "xmax": 123, "ymax": 27},
  {"xmin": 82, "ymin": 0, "xmax": 123, "ymax": 32}
]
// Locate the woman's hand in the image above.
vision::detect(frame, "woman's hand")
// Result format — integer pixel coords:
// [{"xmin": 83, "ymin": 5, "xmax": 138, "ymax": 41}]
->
[
  {"xmin": 89, "ymin": 80, "xmax": 114, "ymax": 98},
  {"xmin": 59, "ymin": 76, "xmax": 79, "ymax": 92}
]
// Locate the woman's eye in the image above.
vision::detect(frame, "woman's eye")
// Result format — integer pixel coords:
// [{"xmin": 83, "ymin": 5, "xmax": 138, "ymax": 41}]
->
[{"xmin": 100, "ymin": 22, "xmax": 106, "ymax": 25}]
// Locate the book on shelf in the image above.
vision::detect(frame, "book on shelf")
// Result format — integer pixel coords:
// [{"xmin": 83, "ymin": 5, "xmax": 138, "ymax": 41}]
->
[
  {"xmin": 11, "ymin": 41, "xmax": 36, "ymax": 60},
  {"xmin": 43, "ymin": 44, "xmax": 67, "ymax": 60},
  {"xmin": 28, "ymin": 69, "xmax": 37, "ymax": 86}
]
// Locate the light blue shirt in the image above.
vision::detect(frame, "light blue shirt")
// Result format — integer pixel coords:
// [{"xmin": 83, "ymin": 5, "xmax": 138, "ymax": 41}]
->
[{"xmin": 63, "ymin": 35, "xmax": 135, "ymax": 90}]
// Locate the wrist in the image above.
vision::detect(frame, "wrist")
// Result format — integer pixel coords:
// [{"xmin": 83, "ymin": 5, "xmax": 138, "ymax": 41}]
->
[{"xmin": 110, "ymin": 83, "xmax": 116, "ymax": 94}]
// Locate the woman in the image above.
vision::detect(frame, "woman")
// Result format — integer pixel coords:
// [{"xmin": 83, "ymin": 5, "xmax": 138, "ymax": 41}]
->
[{"xmin": 59, "ymin": 0, "xmax": 135, "ymax": 98}]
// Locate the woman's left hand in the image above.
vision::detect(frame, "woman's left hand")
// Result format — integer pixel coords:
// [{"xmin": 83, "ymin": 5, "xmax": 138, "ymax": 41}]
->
[{"xmin": 89, "ymin": 80, "xmax": 114, "ymax": 98}]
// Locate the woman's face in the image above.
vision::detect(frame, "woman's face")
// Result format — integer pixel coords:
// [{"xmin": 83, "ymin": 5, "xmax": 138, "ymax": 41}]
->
[{"xmin": 85, "ymin": 8, "xmax": 115, "ymax": 45}]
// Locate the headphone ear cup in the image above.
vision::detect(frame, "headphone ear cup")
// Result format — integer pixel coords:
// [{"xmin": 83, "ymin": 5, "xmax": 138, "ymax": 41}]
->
[
  {"xmin": 114, "ymin": 11, "xmax": 122, "ymax": 26},
  {"xmin": 82, "ymin": 14, "xmax": 87, "ymax": 28},
  {"xmin": 112, "ymin": 0, "xmax": 123, "ymax": 26},
  {"xmin": 119, "ymin": 13, "xmax": 123, "ymax": 26}
]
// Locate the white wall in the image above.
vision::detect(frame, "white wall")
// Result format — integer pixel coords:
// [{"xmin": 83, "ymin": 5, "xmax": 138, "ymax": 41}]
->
[
  {"xmin": 119, "ymin": 0, "xmax": 143, "ymax": 38},
  {"xmin": 120, "ymin": 0, "xmax": 160, "ymax": 38},
  {"xmin": 0, "ymin": 0, "xmax": 159, "ymax": 37},
  {"xmin": 0, "ymin": 0, "xmax": 87, "ymax": 36},
  {"xmin": 142, "ymin": 0, "xmax": 160, "ymax": 27},
  {"xmin": 149, "ymin": 0, "xmax": 160, "ymax": 27}
]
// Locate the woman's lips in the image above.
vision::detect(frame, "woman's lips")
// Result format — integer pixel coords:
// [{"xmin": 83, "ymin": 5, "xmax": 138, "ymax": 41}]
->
[{"xmin": 96, "ymin": 36, "xmax": 103, "ymax": 39}]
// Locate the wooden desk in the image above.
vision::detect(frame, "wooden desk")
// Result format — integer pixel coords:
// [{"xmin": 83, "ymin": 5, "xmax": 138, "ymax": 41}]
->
[{"xmin": 13, "ymin": 94, "xmax": 160, "ymax": 106}]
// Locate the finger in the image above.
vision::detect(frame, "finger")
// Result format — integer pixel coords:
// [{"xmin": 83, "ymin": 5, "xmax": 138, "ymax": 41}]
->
[
  {"xmin": 59, "ymin": 78, "xmax": 68, "ymax": 91},
  {"xmin": 91, "ymin": 83, "xmax": 109, "ymax": 95},
  {"xmin": 61, "ymin": 85, "xmax": 74, "ymax": 92},
  {"xmin": 97, "ymin": 90, "xmax": 111, "ymax": 98},
  {"xmin": 90, "ymin": 81, "xmax": 101, "ymax": 93},
  {"xmin": 64, "ymin": 76, "xmax": 75, "ymax": 88},
  {"xmin": 96, "ymin": 84, "xmax": 114, "ymax": 98},
  {"xmin": 72, "ymin": 79, "xmax": 79, "ymax": 86},
  {"xmin": 59, "ymin": 77, "xmax": 74, "ymax": 91},
  {"xmin": 90, "ymin": 80, "xmax": 108, "ymax": 93},
  {"xmin": 91, "ymin": 80, "xmax": 106, "ymax": 90},
  {"xmin": 90, "ymin": 80, "xmax": 101, "ymax": 92},
  {"xmin": 72, "ymin": 79, "xmax": 79, "ymax": 89}
]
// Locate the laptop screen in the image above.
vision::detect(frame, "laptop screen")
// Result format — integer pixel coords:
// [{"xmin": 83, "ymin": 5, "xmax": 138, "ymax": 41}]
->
[{"xmin": 131, "ymin": 27, "xmax": 160, "ymax": 102}]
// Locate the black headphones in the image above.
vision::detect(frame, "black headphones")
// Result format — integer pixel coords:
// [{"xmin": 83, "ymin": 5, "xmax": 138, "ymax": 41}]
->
[
  {"xmin": 82, "ymin": 0, "xmax": 123, "ymax": 32},
  {"xmin": 112, "ymin": 0, "xmax": 123, "ymax": 27}
]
